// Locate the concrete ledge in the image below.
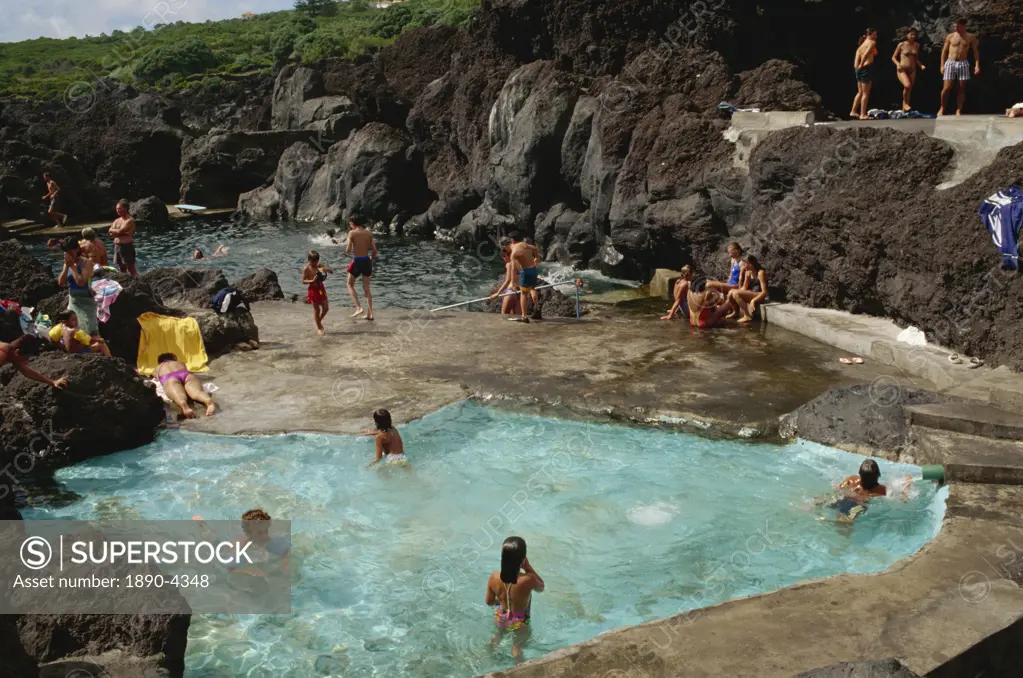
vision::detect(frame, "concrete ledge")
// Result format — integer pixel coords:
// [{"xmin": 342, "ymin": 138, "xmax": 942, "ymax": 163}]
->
[
  {"xmin": 761, "ymin": 304, "xmax": 1023, "ymax": 400},
  {"xmin": 907, "ymin": 403, "xmax": 1023, "ymax": 442},
  {"xmin": 907, "ymin": 427, "xmax": 1023, "ymax": 485},
  {"xmin": 730, "ymin": 110, "xmax": 815, "ymax": 130}
]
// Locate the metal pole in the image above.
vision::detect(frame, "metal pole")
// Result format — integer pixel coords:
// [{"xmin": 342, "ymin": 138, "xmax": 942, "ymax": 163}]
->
[
  {"xmin": 575, "ymin": 280, "xmax": 581, "ymax": 319},
  {"xmin": 430, "ymin": 280, "xmax": 575, "ymax": 312}
]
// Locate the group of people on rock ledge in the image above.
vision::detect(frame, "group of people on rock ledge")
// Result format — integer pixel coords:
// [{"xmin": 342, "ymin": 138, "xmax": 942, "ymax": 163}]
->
[
  {"xmin": 851, "ymin": 19, "xmax": 983, "ymax": 119},
  {"xmin": 660, "ymin": 242, "xmax": 770, "ymax": 328}
]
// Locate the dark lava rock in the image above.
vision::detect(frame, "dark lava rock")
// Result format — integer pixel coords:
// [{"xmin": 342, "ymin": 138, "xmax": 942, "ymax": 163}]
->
[
  {"xmin": 18, "ymin": 600, "xmax": 188, "ymax": 677},
  {"xmin": 130, "ymin": 196, "xmax": 170, "ymax": 228},
  {"xmin": 734, "ymin": 60, "xmax": 822, "ymax": 112},
  {"xmin": 792, "ymin": 659, "xmax": 922, "ymax": 678},
  {"xmin": 0, "ymin": 308, "xmax": 23, "ymax": 343},
  {"xmin": 0, "ymin": 352, "xmax": 164, "ymax": 467},
  {"xmin": 234, "ymin": 268, "xmax": 284, "ymax": 302},
  {"xmin": 0, "ymin": 240, "xmax": 59, "ymax": 307},
  {"xmin": 778, "ymin": 384, "xmax": 967, "ymax": 457},
  {"xmin": 179, "ymin": 130, "xmax": 318, "ymax": 208},
  {"xmin": 139, "ymin": 268, "xmax": 228, "ymax": 308},
  {"xmin": 193, "ymin": 308, "xmax": 259, "ymax": 356},
  {"xmin": 0, "ymin": 614, "xmax": 36, "ymax": 677},
  {"xmin": 483, "ymin": 275, "xmax": 582, "ymax": 318}
]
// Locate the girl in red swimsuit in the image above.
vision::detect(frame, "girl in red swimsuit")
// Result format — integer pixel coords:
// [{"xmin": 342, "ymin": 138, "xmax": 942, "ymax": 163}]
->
[{"xmin": 302, "ymin": 250, "xmax": 333, "ymax": 336}]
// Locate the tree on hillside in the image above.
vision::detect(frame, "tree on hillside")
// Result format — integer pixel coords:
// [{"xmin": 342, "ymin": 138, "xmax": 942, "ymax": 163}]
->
[
  {"xmin": 134, "ymin": 36, "xmax": 217, "ymax": 84},
  {"xmin": 294, "ymin": 0, "xmax": 339, "ymax": 18}
]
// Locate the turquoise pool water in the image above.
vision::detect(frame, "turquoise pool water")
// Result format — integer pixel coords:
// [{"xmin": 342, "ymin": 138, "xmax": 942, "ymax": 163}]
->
[{"xmin": 23, "ymin": 403, "xmax": 947, "ymax": 677}]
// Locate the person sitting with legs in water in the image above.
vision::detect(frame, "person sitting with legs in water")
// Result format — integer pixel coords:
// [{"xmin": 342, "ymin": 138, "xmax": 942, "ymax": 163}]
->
[
  {"xmin": 726, "ymin": 255, "xmax": 769, "ymax": 324},
  {"xmin": 661, "ymin": 265, "xmax": 695, "ymax": 320},
  {"xmin": 892, "ymin": 28, "xmax": 925, "ymax": 112},
  {"xmin": 48, "ymin": 311, "xmax": 111, "ymax": 356},
  {"xmin": 154, "ymin": 352, "xmax": 217, "ymax": 418},
  {"xmin": 345, "ymin": 216, "xmax": 378, "ymax": 321},
  {"xmin": 687, "ymin": 276, "xmax": 732, "ymax": 329},
  {"xmin": 0, "ymin": 335, "xmax": 68, "ymax": 388},
  {"xmin": 302, "ymin": 250, "xmax": 333, "ymax": 336},
  {"xmin": 852, "ymin": 28, "xmax": 879, "ymax": 119},
  {"xmin": 486, "ymin": 536, "xmax": 545, "ymax": 663},
  {"xmin": 365, "ymin": 409, "xmax": 408, "ymax": 468}
]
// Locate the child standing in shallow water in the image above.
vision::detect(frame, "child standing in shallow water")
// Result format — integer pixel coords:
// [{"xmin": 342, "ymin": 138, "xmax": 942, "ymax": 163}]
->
[
  {"xmin": 365, "ymin": 409, "xmax": 408, "ymax": 468},
  {"xmin": 302, "ymin": 250, "xmax": 333, "ymax": 336}
]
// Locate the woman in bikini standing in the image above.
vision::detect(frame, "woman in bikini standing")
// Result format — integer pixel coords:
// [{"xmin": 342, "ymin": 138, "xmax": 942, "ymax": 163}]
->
[
  {"xmin": 486, "ymin": 536, "xmax": 545, "ymax": 663},
  {"xmin": 154, "ymin": 352, "xmax": 217, "ymax": 417},
  {"xmin": 892, "ymin": 28, "xmax": 926, "ymax": 112},
  {"xmin": 852, "ymin": 28, "xmax": 879, "ymax": 120}
]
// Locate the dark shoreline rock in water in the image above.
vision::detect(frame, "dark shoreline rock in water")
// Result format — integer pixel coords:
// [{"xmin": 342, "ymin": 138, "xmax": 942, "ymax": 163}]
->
[
  {"xmin": 234, "ymin": 268, "xmax": 285, "ymax": 301},
  {"xmin": 130, "ymin": 196, "xmax": 171, "ymax": 229},
  {"xmin": 792, "ymin": 659, "xmax": 922, "ymax": 678},
  {"xmin": 0, "ymin": 240, "xmax": 60, "ymax": 307},
  {"xmin": 0, "ymin": 353, "xmax": 164, "ymax": 468},
  {"xmin": 483, "ymin": 275, "xmax": 582, "ymax": 318}
]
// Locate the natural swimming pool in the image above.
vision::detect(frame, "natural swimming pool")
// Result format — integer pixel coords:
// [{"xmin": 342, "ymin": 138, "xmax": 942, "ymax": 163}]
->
[{"xmin": 22, "ymin": 402, "xmax": 947, "ymax": 677}]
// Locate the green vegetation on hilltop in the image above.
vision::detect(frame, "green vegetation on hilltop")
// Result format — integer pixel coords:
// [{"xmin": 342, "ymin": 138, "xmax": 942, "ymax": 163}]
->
[{"xmin": 0, "ymin": 0, "xmax": 476, "ymax": 101}]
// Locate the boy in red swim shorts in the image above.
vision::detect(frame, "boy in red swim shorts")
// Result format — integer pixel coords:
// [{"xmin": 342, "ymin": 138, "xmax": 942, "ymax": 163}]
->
[{"xmin": 302, "ymin": 250, "xmax": 333, "ymax": 336}]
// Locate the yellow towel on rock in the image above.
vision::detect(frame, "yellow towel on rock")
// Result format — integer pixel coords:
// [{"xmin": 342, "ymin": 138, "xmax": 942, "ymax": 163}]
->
[{"xmin": 136, "ymin": 312, "xmax": 209, "ymax": 376}]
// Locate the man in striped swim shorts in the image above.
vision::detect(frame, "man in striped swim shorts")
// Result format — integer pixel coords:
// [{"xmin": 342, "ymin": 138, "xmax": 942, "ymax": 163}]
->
[{"xmin": 938, "ymin": 18, "xmax": 979, "ymax": 116}]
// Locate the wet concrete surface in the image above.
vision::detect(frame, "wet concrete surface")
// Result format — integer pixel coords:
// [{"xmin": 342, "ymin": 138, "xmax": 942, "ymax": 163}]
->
[{"xmin": 186, "ymin": 303, "xmax": 931, "ymax": 437}]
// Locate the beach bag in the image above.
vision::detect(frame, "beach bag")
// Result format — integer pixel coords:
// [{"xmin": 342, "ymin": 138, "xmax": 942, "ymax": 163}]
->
[{"xmin": 210, "ymin": 286, "xmax": 248, "ymax": 314}]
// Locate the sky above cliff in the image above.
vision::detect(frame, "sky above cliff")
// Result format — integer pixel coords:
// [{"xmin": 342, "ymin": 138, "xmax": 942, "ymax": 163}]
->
[{"xmin": 1, "ymin": 0, "xmax": 293, "ymax": 43}]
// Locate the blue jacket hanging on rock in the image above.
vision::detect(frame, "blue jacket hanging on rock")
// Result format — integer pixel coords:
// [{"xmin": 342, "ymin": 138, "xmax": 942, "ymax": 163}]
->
[{"xmin": 978, "ymin": 185, "xmax": 1023, "ymax": 270}]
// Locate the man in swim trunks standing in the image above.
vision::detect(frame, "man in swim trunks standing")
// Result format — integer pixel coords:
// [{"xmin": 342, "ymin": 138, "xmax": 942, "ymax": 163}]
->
[
  {"xmin": 508, "ymin": 232, "xmax": 541, "ymax": 323},
  {"xmin": 938, "ymin": 18, "xmax": 979, "ymax": 116},
  {"xmin": 851, "ymin": 28, "xmax": 878, "ymax": 120},
  {"xmin": 108, "ymin": 199, "xmax": 138, "ymax": 277},
  {"xmin": 345, "ymin": 216, "xmax": 378, "ymax": 321},
  {"xmin": 41, "ymin": 172, "xmax": 68, "ymax": 226}
]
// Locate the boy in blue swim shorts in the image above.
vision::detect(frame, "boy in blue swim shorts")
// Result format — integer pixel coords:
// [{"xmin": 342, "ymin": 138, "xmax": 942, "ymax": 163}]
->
[{"xmin": 508, "ymin": 233, "xmax": 541, "ymax": 323}]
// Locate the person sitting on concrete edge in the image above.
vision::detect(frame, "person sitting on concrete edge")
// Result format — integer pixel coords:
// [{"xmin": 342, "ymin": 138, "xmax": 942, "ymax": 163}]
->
[
  {"xmin": 0, "ymin": 335, "xmax": 68, "ymax": 388},
  {"xmin": 661, "ymin": 265, "xmax": 695, "ymax": 320},
  {"xmin": 727, "ymin": 255, "xmax": 769, "ymax": 324},
  {"xmin": 706, "ymin": 242, "xmax": 746, "ymax": 294}
]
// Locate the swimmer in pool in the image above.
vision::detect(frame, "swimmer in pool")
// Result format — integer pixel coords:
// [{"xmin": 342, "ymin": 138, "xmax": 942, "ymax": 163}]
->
[
  {"xmin": 365, "ymin": 409, "xmax": 408, "ymax": 468},
  {"xmin": 486, "ymin": 536, "xmax": 544, "ymax": 663},
  {"xmin": 192, "ymin": 508, "xmax": 290, "ymax": 576},
  {"xmin": 827, "ymin": 459, "xmax": 887, "ymax": 523}
]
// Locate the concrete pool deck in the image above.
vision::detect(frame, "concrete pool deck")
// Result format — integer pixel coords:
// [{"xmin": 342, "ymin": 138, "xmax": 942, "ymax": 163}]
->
[{"xmin": 186, "ymin": 302, "xmax": 927, "ymax": 437}]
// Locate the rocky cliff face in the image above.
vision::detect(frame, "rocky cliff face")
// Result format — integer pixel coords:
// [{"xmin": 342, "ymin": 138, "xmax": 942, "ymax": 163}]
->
[{"xmin": 3, "ymin": 0, "xmax": 1023, "ymax": 367}]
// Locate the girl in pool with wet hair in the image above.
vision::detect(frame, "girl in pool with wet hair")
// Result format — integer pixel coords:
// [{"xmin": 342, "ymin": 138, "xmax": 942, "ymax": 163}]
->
[
  {"xmin": 365, "ymin": 409, "xmax": 408, "ymax": 468},
  {"xmin": 486, "ymin": 536, "xmax": 545, "ymax": 663}
]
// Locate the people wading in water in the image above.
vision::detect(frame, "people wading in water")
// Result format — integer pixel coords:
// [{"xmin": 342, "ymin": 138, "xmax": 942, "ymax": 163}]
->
[{"xmin": 486, "ymin": 536, "xmax": 545, "ymax": 663}]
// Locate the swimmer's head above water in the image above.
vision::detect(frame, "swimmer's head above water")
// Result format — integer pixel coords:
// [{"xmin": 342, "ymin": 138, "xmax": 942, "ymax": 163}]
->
[
  {"xmin": 241, "ymin": 507, "xmax": 272, "ymax": 542},
  {"xmin": 373, "ymin": 409, "xmax": 392, "ymax": 431},
  {"xmin": 501, "ymin": 536, "xmax": 527, "ymax": 584},
  {"xmin": 859, "ymin": 459, "xmax": 881, "ymax": 490}
]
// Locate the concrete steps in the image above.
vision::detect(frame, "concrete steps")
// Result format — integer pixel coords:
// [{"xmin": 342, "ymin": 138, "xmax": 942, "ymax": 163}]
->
[
  {"xmin": 906, "ymin": 403, "xmax": 1023, "ymax": 442},
  {"xmin": 907, "ymin": 426, "xmax": 1023, "ymax": 485}
]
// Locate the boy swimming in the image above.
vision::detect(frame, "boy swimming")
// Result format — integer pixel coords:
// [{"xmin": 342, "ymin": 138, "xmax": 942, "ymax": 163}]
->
[
  {"xmin": 365, "ymin": 409, "xmax": 408, "ymax": 468},
  {"xmin": 302, "ymin": 250, "xmax": 333, "ymax": 336}
]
